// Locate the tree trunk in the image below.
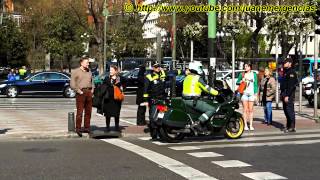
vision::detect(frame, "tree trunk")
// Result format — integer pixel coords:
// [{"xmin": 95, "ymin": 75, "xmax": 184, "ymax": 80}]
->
[
  {"xmin": 98, "ymin": 43, "xmax": 104, "ymax": 75},
  {"xmin": 267, "ymin": 35, "xmax": 275, "ymax": 55},
  {"xmin": 67, "ymin": 55, "xmax": 72, "ymax": 73},
  {"xmin": 280, "ymin": 32, "xmax": 294, "ymax": 61},
  {"xmin": 216, "ymin": 37, "xmax": 226, "ymax": 58},
  {"xmin": 251, "ymin": 19, "xmax": 263, "ymax": 58}
]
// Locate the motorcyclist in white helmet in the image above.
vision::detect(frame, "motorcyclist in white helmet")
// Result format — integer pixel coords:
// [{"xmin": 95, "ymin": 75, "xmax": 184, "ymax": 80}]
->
[{"xmin": 182, "ymin": 61, "xmax": 219, "ymax": 131}]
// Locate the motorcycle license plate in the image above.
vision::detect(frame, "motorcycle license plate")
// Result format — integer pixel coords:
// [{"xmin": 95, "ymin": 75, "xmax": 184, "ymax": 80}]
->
[
  {"xmin": 306, "ymin": 90, "xmax": 312, "ymax": 95},
  {"xmin": 158, "ymin": 112, "xmax": 164, "ymax": 118}
]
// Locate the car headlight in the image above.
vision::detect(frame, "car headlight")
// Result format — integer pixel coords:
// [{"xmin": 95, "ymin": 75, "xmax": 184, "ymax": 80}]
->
[{"xmin": 0, "ymin": 84, "xmax": 7, "ymax": 88}]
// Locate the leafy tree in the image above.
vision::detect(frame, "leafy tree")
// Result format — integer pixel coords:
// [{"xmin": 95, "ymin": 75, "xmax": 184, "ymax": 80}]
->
[
  {"xmin": 266, "ymin": 11, "xmax": 313, "ymax": 60},
  {"xmin": 0, "ymin": 19, "xmax": 28, "ymax": 67},
  {"xmin": 110, "ymin": 14, "xmax": 148, "ymax": 58},
  {"xmin": 43, "ymin": 9, "xmax": 86, "ymax": 71}
]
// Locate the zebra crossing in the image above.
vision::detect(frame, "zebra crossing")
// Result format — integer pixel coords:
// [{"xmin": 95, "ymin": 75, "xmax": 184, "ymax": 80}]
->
[
  {"xmin": 124, "ymin": 129, "xmax": 320, "ymax": 180},
  {"xmin": 0, "ymin": 97, "xmax": 76, "ymax": 110}
]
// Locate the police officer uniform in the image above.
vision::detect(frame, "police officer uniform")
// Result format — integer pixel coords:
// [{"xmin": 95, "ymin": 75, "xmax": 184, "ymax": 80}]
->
[
  {"xmin": 143, "ymin": 64, "xmax": 167, "ymax": 101},
  {"xmin": 280, "ymin": 58, "xmax": 298, "ymax": 132},
  {"xmin": 143, "ymin": 63, "xmax": 167, "ymax": 138},
  {"xmin": 182, "ymin": 62, "xmax": 219, "ymax": 127}
]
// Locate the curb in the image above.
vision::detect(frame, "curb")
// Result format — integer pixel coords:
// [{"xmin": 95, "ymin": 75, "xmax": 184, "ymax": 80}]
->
[
  {"xmin": 0, "ymin": 130, "xmax": 148, "ymax": 140},
  {"xmin": 0, "ymin": 132, "xmax": 81, "ymax": 140}
]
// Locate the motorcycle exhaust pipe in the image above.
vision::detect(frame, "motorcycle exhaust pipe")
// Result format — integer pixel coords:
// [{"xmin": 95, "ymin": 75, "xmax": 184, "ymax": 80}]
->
[{"xmin": 171, "ymin": 129, "xmax": 191, "ymax": 133}]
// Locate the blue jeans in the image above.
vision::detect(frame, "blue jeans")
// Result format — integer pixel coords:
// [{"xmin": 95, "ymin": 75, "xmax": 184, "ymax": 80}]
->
[{"xmin": 264, "ymin": 101, "xmax": 272, "ymax": 124}]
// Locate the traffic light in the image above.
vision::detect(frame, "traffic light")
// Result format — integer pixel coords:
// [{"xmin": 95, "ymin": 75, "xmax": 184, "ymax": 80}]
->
[{"xmin": 315, "ymin": 9, "xmax": 320, "ymax": 34}]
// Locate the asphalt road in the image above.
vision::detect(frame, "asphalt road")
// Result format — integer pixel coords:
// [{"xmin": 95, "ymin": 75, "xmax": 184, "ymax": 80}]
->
[
  {"xmin": 1, "ymin": 129, "xmax": 320, "ymax": 180},
  {"xmin": 0, "ymin": 91, "xmax": 137, "ymax": 110}
]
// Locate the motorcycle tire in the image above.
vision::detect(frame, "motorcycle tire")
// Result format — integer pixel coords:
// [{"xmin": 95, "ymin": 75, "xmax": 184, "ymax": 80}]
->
[
  {"xmin": 308, "ymin": 97, "xmax": 314, "ymax": 106},
  {"xmin": 149, "ymin": 127, "xmax": 159, "ymax": 139},
  {"xmin": 224, "ymin": 116, "xmax": 244, "ymax": 139},
  {"xmin": 159, "ymin": 126, "xmax": 185, "ymax": 143}
]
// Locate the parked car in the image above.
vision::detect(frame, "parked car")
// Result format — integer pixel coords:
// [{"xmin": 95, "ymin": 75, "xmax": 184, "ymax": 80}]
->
[
  {"xmin": 93, "ymin": 70, "xmax": 136, "ymax": 91},
  {"xmin": 0, "ymin": 71, "xmax": 75, "ymax": 98}
]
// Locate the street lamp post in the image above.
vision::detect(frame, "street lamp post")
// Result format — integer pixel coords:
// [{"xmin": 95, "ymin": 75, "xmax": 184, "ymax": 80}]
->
[
  {"xmin": 299, "ymin": 34, "xmax": 303, "ymax": 113},
  {"xmin": 208, "ymin": 0, "xmax": 216, "ymax": 88},
  {"xmin": 217, "ymin": 27, "xmax": 239, "ymax": 92},
  {"xmin": 172, "ymin": 0, "xmax": 176, "ymax": 65},
  {"xmin": 314, "ymin": 28, "xmax": 319, "ymax": 120},
  {"xmin": 102, "ymin": 0, "xmax": 109, "ymax": 75},
  {"xmin": 275, "ymin": 34, "xmax": 279, "ymax": 109},
  {"xmin": 191, "ymin": 40, "xmax": 194, "ymax": 62}
]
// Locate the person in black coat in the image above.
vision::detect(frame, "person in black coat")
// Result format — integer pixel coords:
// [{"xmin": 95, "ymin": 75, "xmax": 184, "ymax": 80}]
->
[
  {"xmin": 102, "ymin": 65, "xmax": 124, "ymax": 132},
  {"xmin": 136, "ymin": 65, "xmax": 147, "ymax": 126}
]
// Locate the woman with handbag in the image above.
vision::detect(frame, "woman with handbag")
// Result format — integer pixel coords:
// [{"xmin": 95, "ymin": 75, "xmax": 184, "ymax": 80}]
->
[
  {"xmin": 260, "ymin": 67, "xmax": 276, "ymax": 125},
  {"xmin": 237, "ymin": 63, "xmax": 258, "ymax": 131},
  {"xmin": 102, "ymin": 65, "xmax": 125, "ymax": 132}
]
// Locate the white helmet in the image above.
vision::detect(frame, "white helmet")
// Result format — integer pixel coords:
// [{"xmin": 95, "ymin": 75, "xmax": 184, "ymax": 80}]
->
[{"xmin": 188, "ymin": 61, "xmax": 203, "ymax": 75}]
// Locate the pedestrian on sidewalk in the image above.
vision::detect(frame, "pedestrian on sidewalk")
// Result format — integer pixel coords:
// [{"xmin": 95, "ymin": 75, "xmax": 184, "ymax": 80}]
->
[
  {"xmin": 281, "ymin": 58, "xmax": 298, "ymax": 133},
  {"xmin": 237, "ymin": 63, "xmax": 258, "ymax": 131},
  {"xmin": 102, "ymin": 65, "xmax": 124, "ymax": 132},
  {"xmin": 136, "ymin": 65, "xmax": 147, "ymax": 126},
  {"xmin": 260, "ymin": 67, "xmax": 276, "ymax": 125},
  {"xmin": 15, "ymin": 69, "xmax": 20, "ymax": 80},
  {"xmin": 7, "ymin": 69, "xmax": 16, "ymax": 81},
  {"xmin": 70, "ymin": 57, "xmax": 94, "ymax": 137},
  {"xmin": 18, "ymin": 66, "xmax": 27, "ymax": 79}
]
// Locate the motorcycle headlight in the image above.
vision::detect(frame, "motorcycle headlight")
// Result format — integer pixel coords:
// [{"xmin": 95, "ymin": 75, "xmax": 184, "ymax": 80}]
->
[
  {"xmin": 0, "ymin": 84, "xmax": 7, "ymax": 88},
  {"xmin": 306, "ymin": 84, "xmax": 312, "ymax": 88}
]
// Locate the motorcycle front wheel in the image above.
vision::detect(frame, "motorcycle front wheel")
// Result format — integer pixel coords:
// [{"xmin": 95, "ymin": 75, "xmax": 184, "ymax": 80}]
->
[
  {"xmin": 159, "ymin": 126, "xmax": 186, "ymax": 143},
  {"xmin": 225, "ymin": 117, "xmax": 244, "ymax": 139}
]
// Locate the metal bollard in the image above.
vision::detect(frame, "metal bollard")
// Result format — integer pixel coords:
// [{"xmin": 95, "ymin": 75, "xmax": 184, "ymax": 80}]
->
[{"xmin": 68, "ymin": 112, "xmax": 75, "ymax": 132}]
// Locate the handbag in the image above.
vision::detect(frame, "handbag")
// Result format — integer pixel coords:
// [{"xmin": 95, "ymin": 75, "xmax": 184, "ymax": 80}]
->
[
  {"xmin": 237, "ymin": 73, "xmax": 247, "ymax": 94},
  {"xmin": 114, "ymin": 85, "xmax": 124, "ymax": 101}
]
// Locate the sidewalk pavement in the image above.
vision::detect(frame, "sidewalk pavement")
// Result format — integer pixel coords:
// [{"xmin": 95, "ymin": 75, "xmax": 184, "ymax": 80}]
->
[{"xmin": 0, "ymin": 104, "xmax": 319, "ymax": 139}]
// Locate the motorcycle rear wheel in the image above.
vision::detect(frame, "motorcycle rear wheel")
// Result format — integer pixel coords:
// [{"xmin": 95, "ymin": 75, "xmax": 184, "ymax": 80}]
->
[
  {"xmin": 159, "ymin": 126, "xmax": 186, "ymax": 143},
  {"xmin": 225, "ymin": 117, "xmax": 244, "ymax": 139}
]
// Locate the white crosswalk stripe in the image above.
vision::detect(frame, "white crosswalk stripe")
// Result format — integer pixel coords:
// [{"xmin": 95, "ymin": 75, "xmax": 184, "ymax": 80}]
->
[
  {"xmin": 134, "ymin": 131, "xmax": 320, "ymax": 180},
  {"xmin": 102, "ymin": 139, "xmax": 219, "ymax": 180},
  {"xmin": 169, "ymin": 139, "xmax": 320, "ymax": 150},
  {"xmin": 187, "ymin": 152, "xmax": 224, "ymax": 158},
  {"xmin": 241, "ymin": 172, "xmax": 288, "ymax": 180},
  {"xmin": 150, "ymin": 130, "xmax": 320, "ymax": 146},
  {"xmin": 212, "ymin": 160, "xmax": 251, "ymax": 168},
  {"xmin": 0, "ymin": 98, "xmax": 76, "ymax": 110}
]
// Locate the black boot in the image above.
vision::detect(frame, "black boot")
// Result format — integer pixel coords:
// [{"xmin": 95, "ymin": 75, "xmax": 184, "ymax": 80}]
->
[
  {"xmin": 115, "ymin": 116, "xmax": 120, "ymax": 132},
  {"xmin": 105, "ymin": 116, "xmax": 110, "ymax": 132}
]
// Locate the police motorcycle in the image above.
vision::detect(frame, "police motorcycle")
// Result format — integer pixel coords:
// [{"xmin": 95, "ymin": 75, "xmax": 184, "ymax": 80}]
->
[
  {"xmin": 151, "ymin": 74, "xmax": 244, "ymax": 143},
  {"xmin": 302, "ymin": 72, "xmax": 320, "ymax": 107}
]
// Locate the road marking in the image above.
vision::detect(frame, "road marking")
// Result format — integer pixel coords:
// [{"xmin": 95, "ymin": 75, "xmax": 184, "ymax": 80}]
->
[
  {"xmin": 241, "ymin": 172, "xmax": 287, "ymax": 180},
  {"xmin": 242, "ymin": 128, "xmax": 320, "ymax": 136},
  {"xmin": 154, "ymin": 132, "xmax": 320, "ymax": 146},
  {"xmin": 212, "ymin": 160, "xmax": 251, "ymax": 168},
  {"xmin": 119, "ymin": 119, "xmax": 136, "ymax": 125},
  {"xmin": 187, "ymin": 152, "xmax": 223, "ymax": 158},
  {"xmin": 169, "ymin": 139, "xmax": 320, "ymax": 150},
  {"xmin": 139, "ymin": 137, "xmax": 151, "ymax": 141},
  {"xmin": 170, "ymin": 146, "xmax": 201, "ymax": 150},
  {"xmin": 102, "ymin": 139, "xmax": 218, "ymax": 180}
]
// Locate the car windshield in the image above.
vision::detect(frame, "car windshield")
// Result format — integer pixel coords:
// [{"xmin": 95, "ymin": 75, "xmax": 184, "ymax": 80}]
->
[
  {"xmin": 121, "ymin": 71, "xmax": 131, "ymax": 77},
  {"xmin": 24, "ymin": 73, "xmax": 34, "ymax": 80}
]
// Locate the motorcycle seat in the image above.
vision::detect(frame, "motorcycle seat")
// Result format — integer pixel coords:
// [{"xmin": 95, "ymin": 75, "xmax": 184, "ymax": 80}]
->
[{"xmin": 171, "ymin": 97, "xmax": 187, "ymax": 112}]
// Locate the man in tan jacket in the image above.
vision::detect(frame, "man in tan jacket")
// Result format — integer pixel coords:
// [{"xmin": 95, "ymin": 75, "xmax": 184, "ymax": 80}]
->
[{"xmin": 70, "ymin": 57, "xmax": 94, "ymax": 136}]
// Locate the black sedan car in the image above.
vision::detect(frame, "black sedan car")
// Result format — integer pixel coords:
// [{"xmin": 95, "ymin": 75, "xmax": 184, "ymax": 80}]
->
[{"xmin": 0, "ymin": 71, "xmax": 76, "ymax": 98}]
